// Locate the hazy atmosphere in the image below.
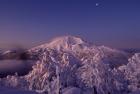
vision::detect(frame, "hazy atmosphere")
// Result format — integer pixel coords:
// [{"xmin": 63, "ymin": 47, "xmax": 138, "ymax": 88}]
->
[{"xmin": 0, "ymin": 0, "xmax": 140, "ymax": 49}]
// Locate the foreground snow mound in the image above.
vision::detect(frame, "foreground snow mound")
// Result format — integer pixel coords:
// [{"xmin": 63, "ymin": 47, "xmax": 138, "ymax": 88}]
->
[
  {"xmin": 0, "ymin": 87, "xmax": 37, "ymax": 94},
  {"xmin": 0, "ymin": 36, "xmax": 139, "ymax": 94}
]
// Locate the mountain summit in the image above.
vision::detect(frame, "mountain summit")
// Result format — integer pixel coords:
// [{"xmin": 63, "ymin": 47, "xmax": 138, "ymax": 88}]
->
[{"xmin": 31, "ymin": 36, "xmax": 88, "ymax": 51}]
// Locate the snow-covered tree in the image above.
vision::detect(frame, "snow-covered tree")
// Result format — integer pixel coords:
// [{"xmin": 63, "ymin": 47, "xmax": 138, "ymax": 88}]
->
[
  {"xmin": 1, "ymin": 36, "xmax": 140, "ymax": 94},
  {"xmin": 119, "ymin": 53, "xmax": 140, "ymax": 92}
]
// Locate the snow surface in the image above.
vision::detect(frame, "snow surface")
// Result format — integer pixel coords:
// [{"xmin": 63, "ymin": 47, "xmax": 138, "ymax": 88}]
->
[
  {"xmin": 0, "ymin": 87, "xmax": 37, "ymax": 94},
  {"xmin": 0, "ymin": 36, "xmax": 140, "ymax": 94}
]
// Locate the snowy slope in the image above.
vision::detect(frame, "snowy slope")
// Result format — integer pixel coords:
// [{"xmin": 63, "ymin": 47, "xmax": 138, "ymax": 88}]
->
[
  {"xmin": 0, "ymin": 87, "xmax": 37, "ymax": 94},
  {"xmin": 0, "ymin": 36, "xmax": 139, "ymax": 94},
  {"xmin": 30, "ymin": 36, "xmax": 88, "ymax": 51},
  {"xmin": 29, "ymin": 36, "xmax": 128, "ymax": 68}
]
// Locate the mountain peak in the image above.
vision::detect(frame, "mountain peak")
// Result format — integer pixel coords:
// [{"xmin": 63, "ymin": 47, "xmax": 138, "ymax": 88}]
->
[
  {"xmin": 31, "ymin": 36, "xmax": 88, "ymax": 51},
  {"xmin": 49, "ymin": 36, "xmax": 85, "ymax": 46}
]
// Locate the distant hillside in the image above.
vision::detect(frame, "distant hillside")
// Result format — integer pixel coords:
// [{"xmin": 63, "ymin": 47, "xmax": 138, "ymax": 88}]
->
[{"xmin": 123, "ymin": 48, "xmax": 140, "ymax": 55}]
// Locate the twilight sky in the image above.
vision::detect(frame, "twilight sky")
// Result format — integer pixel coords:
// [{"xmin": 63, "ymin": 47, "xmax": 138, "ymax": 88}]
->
[{"xmin": 0, "ymin": 0, "xmax": 140, "ymax": 49}]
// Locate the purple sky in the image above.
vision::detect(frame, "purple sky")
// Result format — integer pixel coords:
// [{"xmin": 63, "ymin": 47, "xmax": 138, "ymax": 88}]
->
[{"xmin": 0, "ymin": 0, "xmax": 140, "ymax": 49}]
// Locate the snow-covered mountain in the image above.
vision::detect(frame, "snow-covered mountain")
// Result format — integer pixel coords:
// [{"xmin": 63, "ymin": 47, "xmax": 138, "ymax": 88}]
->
[
  {"xmin": 30, "ymin": 36, "xmax": 90, "ymax": 52},
  {"xmin": 29, "ymin": 36, "xmax": 128, "ymax": 68},
  {"xmin": 0, "ymin": 36, "xmax": 140, "ymax": 94}
]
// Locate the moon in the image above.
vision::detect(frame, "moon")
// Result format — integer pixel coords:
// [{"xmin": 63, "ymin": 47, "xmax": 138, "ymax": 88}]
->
[{"xmin": 96, "ymin": 3, "xmax": 99, "ymax": 6}]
